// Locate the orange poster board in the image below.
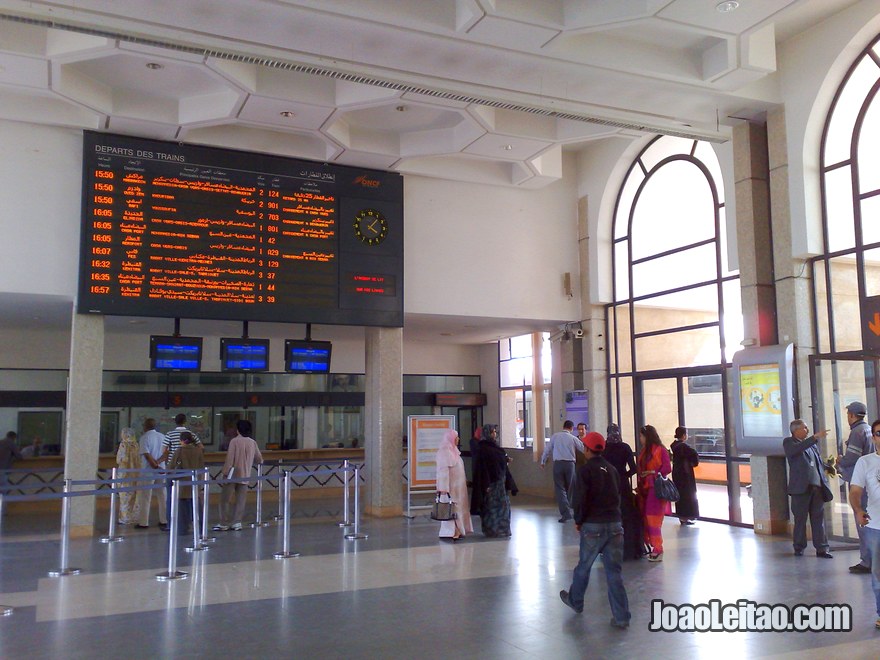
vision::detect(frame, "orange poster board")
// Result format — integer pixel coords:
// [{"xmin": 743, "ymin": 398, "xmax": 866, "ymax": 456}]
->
[{"xmin": 408, "ymin": 415, "xmax": 456, "ymax": 489}]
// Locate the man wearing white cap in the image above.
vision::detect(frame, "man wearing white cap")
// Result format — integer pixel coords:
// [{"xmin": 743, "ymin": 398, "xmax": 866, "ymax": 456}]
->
[{"xmin": 839, "ymin": 401, "xmax": 874, "ymax": 574}]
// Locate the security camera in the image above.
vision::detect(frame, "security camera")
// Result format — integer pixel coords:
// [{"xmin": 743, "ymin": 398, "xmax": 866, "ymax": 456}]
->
[{"xmin": 573, "ymin": 329, "xmax": 584, "ymax": 339}]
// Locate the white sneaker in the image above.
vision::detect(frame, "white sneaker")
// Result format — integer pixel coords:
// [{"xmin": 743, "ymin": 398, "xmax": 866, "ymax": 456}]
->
[
  {"xmin": 212, "ymin": 524, "xmax": 229, "ymax": 531},
  {"xmin": 230, "ymin": 523, "xmax": 243, "ymax": 531}
]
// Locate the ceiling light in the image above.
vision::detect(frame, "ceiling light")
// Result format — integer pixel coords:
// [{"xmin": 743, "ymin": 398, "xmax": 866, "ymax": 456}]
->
[
  {"xmin": 145, "ymin": 62, "xmax": 163, "ymax": 70},
  {"xmin": 715, "ymin": 1, "xmax": 739, "ymax": 12},
  {"xmin": 279, "ymin": 110, "xmax": 295, "ymax": 118},
  {"xmin": 502, "ymin": 144, "xmax": 513, "ymax": 151},
  {"xmin": 395, "ymin": 105, "xmax": 408, "ymax": 112}
]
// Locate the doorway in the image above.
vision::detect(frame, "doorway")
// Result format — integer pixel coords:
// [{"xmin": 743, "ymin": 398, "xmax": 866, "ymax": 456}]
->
[
  {"xmin": 809, "ymin": 354, "xmax": 880, "ymax": 543},
  {"xmin": 634, "ymin": 369, "xmax": 750, "ymax": 524}
]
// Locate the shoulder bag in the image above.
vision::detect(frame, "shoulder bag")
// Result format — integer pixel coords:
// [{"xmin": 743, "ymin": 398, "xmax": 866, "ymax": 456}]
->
[{"xmin": 654, "ymin": 474, "xmax": 680, "ymax": 502}]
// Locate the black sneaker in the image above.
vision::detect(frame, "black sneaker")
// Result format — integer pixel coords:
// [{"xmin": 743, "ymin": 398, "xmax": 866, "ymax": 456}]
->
[
  {"xmin": 559, "ymin": 590, "xmax": 583, "ymax": 614},
  {"xmin": 849, "ymin": 563, "xmax": 871, "ymax": 574}
]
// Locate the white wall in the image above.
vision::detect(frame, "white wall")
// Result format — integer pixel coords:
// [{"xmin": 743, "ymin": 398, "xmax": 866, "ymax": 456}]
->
[
  {"xmin": 403, "ymin": 161, "xmax": 580, "ymax": 322},
  {"xmin": 0, "ymin": 123, "xmax": 82, "ymax": 297}
]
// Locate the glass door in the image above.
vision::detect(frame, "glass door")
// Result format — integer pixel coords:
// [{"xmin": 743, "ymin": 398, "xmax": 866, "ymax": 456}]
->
[
  {"xmin": 635, "ymin": 369, "xmax": 747, "ymax": 524},
  {"xmin": 809, "ymin": 355, "xmax": 880, "ymax": 543}
]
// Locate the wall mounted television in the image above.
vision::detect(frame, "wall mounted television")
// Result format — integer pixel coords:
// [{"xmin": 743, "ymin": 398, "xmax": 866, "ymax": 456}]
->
[
  {"xmin": 77, "ymin": 131, "xmax": 403, "ymax": 327},
  {"xmin": 220, "ymin": 337, "xmax": 270, "ymax": 372},
  {"xmin": 150, "ymin": 335, "xmax": 203, "ymax": 371},
  {"xmin": 285, "ymin": 340, "xmax": 332, "ymax": 374}
]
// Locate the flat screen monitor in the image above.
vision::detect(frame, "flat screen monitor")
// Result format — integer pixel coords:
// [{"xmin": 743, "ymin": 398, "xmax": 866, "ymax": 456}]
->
[
  {"xmin": 150, "ymin": 335, "xmax": 203, "ymax": 371},
  {"xmin": 285, "ymin": 340, "xmax": 332, "ymax": 374},
  {"xmin": 732, "ymin": 344, "xmax": 795, "ymax": 456},
  {"xmin": 220, "ymin": 338, "xmax": 270, "ymax": 372}
]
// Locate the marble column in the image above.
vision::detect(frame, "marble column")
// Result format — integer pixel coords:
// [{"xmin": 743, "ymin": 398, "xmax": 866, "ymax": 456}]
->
[
  {"xmin": 63, "ymin": 309, "xmax": 105, "ymax": 535},
  {"xmin": 364, "ymin": 326, "xmax": 403, "ymax": 517}
]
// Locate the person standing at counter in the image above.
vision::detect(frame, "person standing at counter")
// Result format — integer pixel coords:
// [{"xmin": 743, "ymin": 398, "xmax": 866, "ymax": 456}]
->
[
  {"xmin": 216, "ymin": 419, "xmax": 263, "ymax": 532},
  {"xmin": 0, "ymin": 431, "xmax": 22, "ymax": 490}
]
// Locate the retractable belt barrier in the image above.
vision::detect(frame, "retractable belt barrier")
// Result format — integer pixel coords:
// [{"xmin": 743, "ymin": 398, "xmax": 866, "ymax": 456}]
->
[{"xmin": 0, "ymin": 464, "xmax": 365, "ymax": 604}]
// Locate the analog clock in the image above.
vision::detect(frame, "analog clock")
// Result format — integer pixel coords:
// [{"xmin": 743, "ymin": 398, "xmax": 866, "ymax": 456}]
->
[{"xmin": 353, "ymin": 208, "xmax": 388, "ymax": 246}]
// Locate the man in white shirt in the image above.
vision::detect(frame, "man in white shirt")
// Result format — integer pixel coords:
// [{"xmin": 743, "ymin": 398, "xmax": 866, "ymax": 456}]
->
[
  {"xmin": 541, "ymin": 420, "xmax": 585, "ymax": 522},
  {"xmin": 136, "ymin": 418, "xmax": 168, "ymax": 530},
  {"xmin": 848, "ymin": 417, "xmax": 880, "ymax": 630}
]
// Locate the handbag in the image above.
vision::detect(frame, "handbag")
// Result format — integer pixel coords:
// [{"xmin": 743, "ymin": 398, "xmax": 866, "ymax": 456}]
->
[
  {"xmin": 431, "ymin": 495, "xmax": 457, "ymax": 521},
  {"xmin": 653, "ymin": 474, "xmax": 680, "ymax": 502},
  {"xmin": 821, "ymin": 483, "xmax": 834, "ymax": 503}
]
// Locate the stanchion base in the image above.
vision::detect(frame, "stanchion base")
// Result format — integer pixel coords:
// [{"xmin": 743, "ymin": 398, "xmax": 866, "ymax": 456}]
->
[
  {"xmin": 48, "ymin": 568, "xmax": 81, "ymax": 577},
  {"xmin": 250, "ymin": 521, "xmax": 269, "ymax": 528},
  {"xmin": 273, "ymin": 551, "xmax": 301, "ymax": 559},
  {"xmin": 272, "ymin": 516, "xmax": 284, "ymax": 522},
  {"xmin": 184, "ymin": 544, "xmax": 209, "ymax": 553},
  {"xmin": 1, "ymin": 606, "xmax": 13, "ymax": 617},
  {"xmin": 99, "ymin": 536, "xmax": 124, "ymax": 544},
  {"xmin": 155, "ymin": 571, "xmax": 188, "ymax": 581},
  {"xmin": 344, "ymin": 533, "xmax": 368, "ymax": 540}
]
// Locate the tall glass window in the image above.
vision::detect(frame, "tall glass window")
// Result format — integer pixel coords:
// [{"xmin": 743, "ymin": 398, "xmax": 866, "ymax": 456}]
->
[
  {"xmin": 499, "ymin": 333, "xmax": 550, "ymax": 449},
  {"xmin": 607, "ymin": 135, "xmax": 746, "ymax": 523}
]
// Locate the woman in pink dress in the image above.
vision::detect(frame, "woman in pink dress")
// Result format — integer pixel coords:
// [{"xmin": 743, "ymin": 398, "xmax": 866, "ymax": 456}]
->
[
  {"xmin": 637, "ymin": 425, "xmax": 672, "ymax": 562},
  {"xmin": 435, "ymin": 429, "xmax": 473, "ymax": 540}
]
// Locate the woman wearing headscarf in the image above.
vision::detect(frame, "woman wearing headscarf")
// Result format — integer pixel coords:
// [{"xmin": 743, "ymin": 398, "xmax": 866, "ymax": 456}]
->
[
  {"xmin": 670, "ymin": 426, "xmax": 700, "ymax": 525},
  {"xmin": 637, "ymin": 424, "xmax": 671, "ymax": 561},
  {"xmin": 603, "ymin": 423, "xmax": 643, "ymax": 560},
  {"xmin": 115, "ymin": 427, "xmax": 140, "ymax": 525},
  {"xmin": 470, "ymin": 424, "xmax": 513, "ymax": 537},
  {"xmin": 435, "ymin": 429, "xmax": 473, "ymax": 541}
]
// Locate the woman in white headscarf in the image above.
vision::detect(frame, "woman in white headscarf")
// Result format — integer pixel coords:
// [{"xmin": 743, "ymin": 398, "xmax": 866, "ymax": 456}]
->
[{"xmin": 435, "ymin": 429, "xmax": 473, "ymax": 540}]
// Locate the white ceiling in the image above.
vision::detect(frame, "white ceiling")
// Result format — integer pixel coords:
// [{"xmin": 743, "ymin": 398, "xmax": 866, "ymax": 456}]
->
[{"xmin": 0, "ymin": 0, "xmax": 862, "ymax": 343}]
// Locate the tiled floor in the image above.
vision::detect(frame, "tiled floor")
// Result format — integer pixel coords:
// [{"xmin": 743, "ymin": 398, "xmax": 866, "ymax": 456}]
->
[{"xmin": 0, "ymin": 495, "xmax": 878, "ymax": 659}]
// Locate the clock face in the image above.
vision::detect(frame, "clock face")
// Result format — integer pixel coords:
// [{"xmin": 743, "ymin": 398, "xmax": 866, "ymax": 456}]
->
[{"xmin": 353, "ymin": 208, "xmax": 388, "ymax": 246}]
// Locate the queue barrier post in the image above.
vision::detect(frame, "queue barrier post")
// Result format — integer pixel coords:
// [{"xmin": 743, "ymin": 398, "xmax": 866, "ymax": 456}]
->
[
  {"xmin": 49, "ymin": 479, "xmax": 82, "ymax": 577},
  {"xmin": 344, "ymin": 466, "xmax": 368, "ymax": 540},
  {"xmin": 185, "ymin": 472, "xmax": 207, "ymax": 553},
  {"xmin": 273, "ymin": 470, "xmax": 300, "ymax": 559},
  {"xmin": 272, "ymin": 460, "xmax": 284, "ymax": 521},
  {"xmin": 99, "ymin": 467, "xmax": 124, "ymax": 544},
  {"xmin": 200, "ymin": 468, "xmax": 216, "ymax": 544},
  {"xmin": 250, "ymin": 463, "xmax": 268, "ymax": 528},
  {"xmin": 156, "ymin": 479, "xmax": 187, "ymax": 581},
  {"xmin": 337, "ymin": 459, "xmax": 352, "ymax": 528}
]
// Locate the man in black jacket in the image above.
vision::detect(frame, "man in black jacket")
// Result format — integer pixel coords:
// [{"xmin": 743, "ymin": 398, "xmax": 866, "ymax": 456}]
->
[{"xmin": 559, "ymin": 431, "xmax": 631, "ymax": 629}]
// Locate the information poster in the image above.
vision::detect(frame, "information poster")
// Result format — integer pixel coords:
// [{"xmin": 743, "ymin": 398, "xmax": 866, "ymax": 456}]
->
[
  {"xmin": 739, "ymin": 363, "xmax": 783, "ymax": 438},
  {"xmin": 407, "ymin": 415, "xmax": 456, "ymax": 488}
]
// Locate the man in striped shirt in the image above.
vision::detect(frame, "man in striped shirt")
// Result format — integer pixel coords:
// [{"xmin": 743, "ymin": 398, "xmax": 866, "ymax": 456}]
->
[{"xmin": 162, "ymin": 413, "xmax": 202, "ymax": 527}]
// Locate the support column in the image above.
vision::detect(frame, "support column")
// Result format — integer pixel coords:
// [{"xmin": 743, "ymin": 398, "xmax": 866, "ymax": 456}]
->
[
  {"xmin": 768, "ymin": 108, "xmax": 823, "ymax": 539},
  {"xmin": 63, "ymin": 309, "xmax": 105, "ymax": 535},
  {"xmin": 577, "ymin": 196, "xmax": 608, "ymax": 436},
  {"xmin": 364, "ymin": 326, "xmax": 403, "ymax": 517}
]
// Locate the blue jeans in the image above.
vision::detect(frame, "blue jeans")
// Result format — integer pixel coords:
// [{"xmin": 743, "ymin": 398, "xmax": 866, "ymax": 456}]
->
[
  {"xmin": 864, "ymin": 526, "xmax": 880, "ymax": 617},
  {"xmin": 568, "ymin": 521, "xmax": 630, "ymax": 625}
]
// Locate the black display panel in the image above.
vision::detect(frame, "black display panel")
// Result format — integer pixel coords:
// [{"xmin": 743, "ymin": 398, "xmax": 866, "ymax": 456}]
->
[
  {"xmin": 285, "ymin": 340, "xmax": 332, "ymax": 374},
  {"xmin": 150, "ymin": 335, "xmax": 203, "ymax": 371},
  {"xmin": 220, "ymin": 337, "xmax": 270, "ymax": 372},
  {"xmin": 78, "ymin": 132, "xmax": 403, "ymax": 326}
]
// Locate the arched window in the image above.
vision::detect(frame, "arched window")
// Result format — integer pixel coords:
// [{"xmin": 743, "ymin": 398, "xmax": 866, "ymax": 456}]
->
[
  {"xmin": 608, "ymin": 135, "xmax": 744, "ymax": 522},
  {"xmin": 815, "ymin": 35, "xmax": 880, "ymax": 354}
]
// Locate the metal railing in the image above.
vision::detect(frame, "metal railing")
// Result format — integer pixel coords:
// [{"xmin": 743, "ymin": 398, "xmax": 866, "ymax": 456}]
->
[{"xmin": 0, "ymin": 463, "xmax": 366, "ymax": 613}]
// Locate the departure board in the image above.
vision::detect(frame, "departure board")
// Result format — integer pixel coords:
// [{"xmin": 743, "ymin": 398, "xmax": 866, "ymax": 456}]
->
[{"xmin": 77, "ymin": 132, "xmax": 403, "ymax": 326}]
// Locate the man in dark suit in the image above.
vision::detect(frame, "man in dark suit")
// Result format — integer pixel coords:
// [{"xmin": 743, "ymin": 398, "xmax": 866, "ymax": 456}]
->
[{"xmin": 783, "ymin": 419, "xmax": 832, "ymax": 558}]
